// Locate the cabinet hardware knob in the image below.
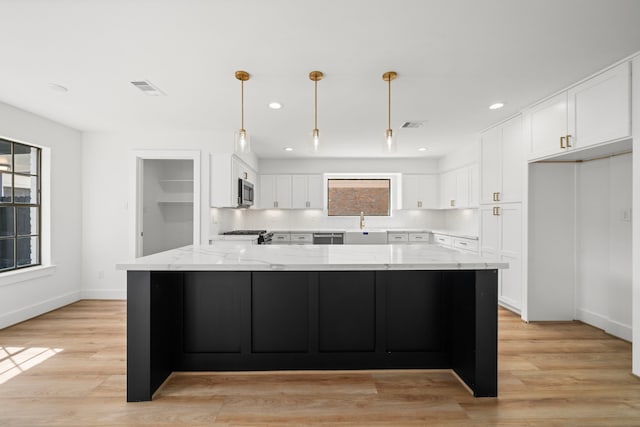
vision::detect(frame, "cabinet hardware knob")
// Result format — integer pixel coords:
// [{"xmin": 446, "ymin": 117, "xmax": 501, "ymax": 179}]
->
[
  {"xmin": 496, "ymin": 192, "xmax": 500, "ymax": 202},
  {"xmin": 560, "ymin": 136, "xmax": 566, "ymax": 149},
  {"xmin": 566, "ymin": 134, "xmax": 572, "ymax": 148},
  {"xmin": 450, "ymin": 200, "xmax": 455, "ymax": 207}
]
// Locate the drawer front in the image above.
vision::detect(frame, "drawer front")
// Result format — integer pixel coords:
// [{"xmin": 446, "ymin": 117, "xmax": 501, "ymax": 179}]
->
[
  {"xmin": 272, "ymin": 233, "xmax": 291, "ymax": 244},
  {"xmin": 387, "ymin": 232, "xmax": 409, "ymax": 243},
  {"xmin": 408, "ymin": 233, "xmax": 430, "ymax": 243},
  {"xmin": 433, "ymin": 234, "xmax": 452, "ymax": 246},
  {"xmin": 453, "ymin": 237, "xmax": 479, "ymax": 252},
  {"xmin": 290, "ymin": 233, "xmax": 313, "ymax": 244}
]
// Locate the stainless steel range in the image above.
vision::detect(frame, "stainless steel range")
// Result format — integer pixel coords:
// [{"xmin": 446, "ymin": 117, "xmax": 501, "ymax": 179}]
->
[{"xmin": 223, "ymin": 230, "xmax": 273, "ymax": 245}]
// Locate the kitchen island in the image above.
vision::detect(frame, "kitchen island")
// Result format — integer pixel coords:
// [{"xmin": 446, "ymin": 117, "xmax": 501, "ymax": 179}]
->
[{"xmin": 117, "ymin": 243, "xmax": 506, "ymax": 401}]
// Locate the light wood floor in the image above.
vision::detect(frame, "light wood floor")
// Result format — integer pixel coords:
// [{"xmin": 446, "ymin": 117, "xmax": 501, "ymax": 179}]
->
[{"xmin": 1, "ymin": 301, "xmax": 639, "ymax": 426}]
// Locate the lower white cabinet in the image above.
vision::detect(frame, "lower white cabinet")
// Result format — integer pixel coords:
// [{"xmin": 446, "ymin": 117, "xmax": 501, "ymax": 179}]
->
[
  {"xmin": 433, "ymin": 233, "xmax": 478, "ymax": 254},
  {"xmin": 408, "ymin": 232, "xmax": 430, "ymax": 243},
  {"xmin": 480, "ymin": 203, "xmax": 522, "ymax": 312},
  {"xmin": 290, "ymin": 233, "xmax": 313, "ymax": 244},
  {"xmin": 271, "ymin": 232, "xmax": 291, "ymax": 244},
  {"xmin": 387, "ymin": 232, "xmax": 409, "ymax": 243}
]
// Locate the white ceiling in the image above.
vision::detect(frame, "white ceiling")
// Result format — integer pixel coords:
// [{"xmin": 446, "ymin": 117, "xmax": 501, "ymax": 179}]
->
[{"xmin": 1, "ymin": 0, "xmax": 640, "ymax": 159}]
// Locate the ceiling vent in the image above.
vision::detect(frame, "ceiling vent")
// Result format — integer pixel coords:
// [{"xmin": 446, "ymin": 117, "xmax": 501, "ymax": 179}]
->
[
  {"xmin": 130, "ymin": 80, "xmax": 166, "ymax": 96},
  {"xmin": 401, "ymin": 121, "xmax": 425, "ymax": 128}
]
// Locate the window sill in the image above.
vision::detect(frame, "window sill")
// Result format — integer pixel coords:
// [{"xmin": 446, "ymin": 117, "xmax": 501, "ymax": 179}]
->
[{"xmin": 0, "ymin": 265, "xmax": 57, "ymax": 288}]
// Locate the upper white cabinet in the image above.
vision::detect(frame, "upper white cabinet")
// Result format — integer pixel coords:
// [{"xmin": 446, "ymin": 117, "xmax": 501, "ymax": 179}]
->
[
  {"xmin": 402, "ymin": 174, "xmax": 438, "ymax": 209},
  {"xmin": 480, "ymin": 115, "xmax": 523, "ymax": 204},
  {"xmin": 210, "ymin": 154, "xmax": 257, "ymax": 207},
  {"xmin": 260, "ymin": 175, "xmax": 292, "ymax": 209},
  {"xmin": 526, "ymin": 62, "xmax": 631, "ymax": 160},
  {"xmin": 567, "ymin": 61, "xmax": 631, "ymax": 150},
  {"xmin": 440, "ymin": 165, "xmax": 477, "ymax": 209},
  {"xmin": 291, "ymin": 175, "xmax": 324, "ymax": 209}
]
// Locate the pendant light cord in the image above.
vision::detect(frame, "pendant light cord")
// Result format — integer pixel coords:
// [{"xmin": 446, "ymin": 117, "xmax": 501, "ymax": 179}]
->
[
  {"xmin": 387, "ymin": 77, "xmax": 391, "ymax": 129},
  {"xmin": 241, "ymin": 79, "xmax": 245, "ymax": 130},
  {"xmin": 314, "ymin": 79, "xmax": 318, "ymax": 129}
]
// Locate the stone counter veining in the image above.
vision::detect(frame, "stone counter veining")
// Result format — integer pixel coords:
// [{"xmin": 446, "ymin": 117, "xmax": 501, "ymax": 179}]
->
[{"xmin": 116, "ymin": 243, "xmax": 507, "ymax": 272}]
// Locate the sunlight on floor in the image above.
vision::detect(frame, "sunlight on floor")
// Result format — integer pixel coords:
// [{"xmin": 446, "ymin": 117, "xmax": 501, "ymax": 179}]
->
[{"xmin": 0, "ymin": 346, "xmax": 63, "ymax": 384}]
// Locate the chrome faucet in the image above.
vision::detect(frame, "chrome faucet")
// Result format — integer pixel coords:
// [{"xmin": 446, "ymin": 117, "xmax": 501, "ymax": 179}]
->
[{"xmin": 359, "ymin": 211, "xmax": 365, "ymax": 230}]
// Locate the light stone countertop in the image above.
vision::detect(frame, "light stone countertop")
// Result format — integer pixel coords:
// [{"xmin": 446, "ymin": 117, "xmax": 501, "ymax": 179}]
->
[{"xmin": 117, "ymin": 243, "xmax": 506, "ymax": 272}]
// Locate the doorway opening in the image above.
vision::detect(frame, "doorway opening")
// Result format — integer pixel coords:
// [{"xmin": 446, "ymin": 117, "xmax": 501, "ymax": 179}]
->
[{"xmin": 130, "ymin": 151, "xmax": 201, "ymax": 258}]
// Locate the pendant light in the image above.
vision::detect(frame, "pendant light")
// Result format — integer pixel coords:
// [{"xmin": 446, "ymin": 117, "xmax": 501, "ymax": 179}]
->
[
  {"xmin": 382, "ymin": 71, "xmax": 398, "ymax": 153},
  {"xmin": 234, "ymin": 70, "xmax": 251, "ymax": 153},
  {"xmin": 309, "ymin": 71, "xmax": 323, "ymax": 152}
]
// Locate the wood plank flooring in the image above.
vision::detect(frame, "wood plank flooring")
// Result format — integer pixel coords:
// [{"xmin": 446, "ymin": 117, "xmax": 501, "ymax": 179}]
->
[{"xmin": 1, "ymin": 300, "xmax": 639, "ymax": 426}]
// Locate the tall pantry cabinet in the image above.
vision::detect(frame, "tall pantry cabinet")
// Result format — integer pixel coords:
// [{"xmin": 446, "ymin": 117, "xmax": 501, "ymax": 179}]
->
[{"xmin": 480, "ymin": 115, "xmax": 524, "ymax": 313}]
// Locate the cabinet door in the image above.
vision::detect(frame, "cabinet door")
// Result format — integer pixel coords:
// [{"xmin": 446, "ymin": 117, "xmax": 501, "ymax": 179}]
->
[
  {"xmin": 528, "ymin": 92, "xmax": 568, "ymax": 159},
  {"xmin": 259, "ymin": 175, "xmax": 276, "ymax": 208},
  {"xmin": 480, "ymin": 127, "xmax": 500, "ymax": 205},
  {"xmin": 479, "ymin": 206, "xmax": 499, "ymax": 257},
  {"xmin": 402, "ymin": 175, "xmax": 421, "ymax": 208},
  {"xmin": 499, "ymin": 204, "xmax": 522, "ymax": 311},
  {"xmin": 500, "ymin": 116, "xmax": 523, "ymax": 203},
  {"xmin": 275, "ymin": 175, "xmax": 292, "ymax": 209},
  {"xmin": 307, "ymin": 175, "xmax": 324, "ymax": 209},
  {"xmin": 440, "ymin": 170, "xmax": 456, "ymax": 208},
  {"xmin": 455, "ymin": 167, "xmax": 469, "ymax": 208},
  {"xmin": 567, "ymin": 61, "xmax": 631, "ymax": 150},
  {"xmin": 468, "ymin": 164, "xmax": 480, "ymax": 208},
  {"xmin": 291, "ymin": 175, "xmax": 308, "ymax": 209}
]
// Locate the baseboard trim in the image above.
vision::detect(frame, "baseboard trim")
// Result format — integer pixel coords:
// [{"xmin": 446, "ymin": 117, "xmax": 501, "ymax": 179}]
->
[
  {"xmin": 0, "ymin": 291, "xmax": 80, "ymax": 329},
  {"xmin": 80, "ymin": 289, "xmax": 126, "ymax": 300},
  {"xmin": 498, "ymin": 298, "xmax": 522, "ymax": 316},
  {"xmin": 576, "ymin": 307, "xmax": 632, "ymax": 342}
]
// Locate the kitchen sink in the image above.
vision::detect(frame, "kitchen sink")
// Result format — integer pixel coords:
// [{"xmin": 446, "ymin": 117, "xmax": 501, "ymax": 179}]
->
[{"xmin": 344, "ymin": 230, "xmax": 388, "ymax": 244}]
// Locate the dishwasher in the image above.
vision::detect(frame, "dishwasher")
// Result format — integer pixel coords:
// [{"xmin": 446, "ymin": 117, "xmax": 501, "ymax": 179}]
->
[{"xmin": 313, "ymin": 232, "xmax": 344, "ymax": 245}]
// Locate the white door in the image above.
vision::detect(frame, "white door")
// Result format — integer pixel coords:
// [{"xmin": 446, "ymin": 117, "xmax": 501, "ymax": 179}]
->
[
  {"xmin": 291, "ymin": 175, "xmax": 308, "ymax": 209},
  {"xmin": 307, "ymin": 175, "xmax": 324, "ymax": 209},
  {"xmin": 500, "ymin": 116, "xmax": 523, "ymax": 203},
  {"xmin": 259, "ymin": 175, "xmax": 276, "ymax": 208},
  {"xmin": 275, "ymin": 175, "xmax": 292, "ymax": 209},
  {"xmin": 499, "ymin": 204, "xmax": 523, "ymax": 311}
]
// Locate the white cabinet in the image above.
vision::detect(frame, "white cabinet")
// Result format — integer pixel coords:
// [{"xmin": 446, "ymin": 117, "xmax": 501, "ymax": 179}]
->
[
  {"xmin": 480, "ymin": 115, "xmax": 523, "ymax": 204},
  {"xmin": 402, "ymin": 174, "xmax": 438, "ymax": 209},
  {"xmin": 526, "ymin": 62, "xmax": 631, "ymax": 160},
  {"xmin": 440, "ymin": 165, "xmax": 475, "ymax": 209},
  {"xmin": 259, "ymin": 175, "xmax": 292, "ymax": 209},
  {"xmin": 271, "ymin": 232, "xmax": 291, "ymax": 244},
  {"xmin": 290, "ymin": 233, "xmax": 313, "ymax": 244},
  {"xmin": 292, "ymin": 175, "xmax": 323, "ymax": 209},
  {"xmin": 567, "ymin": 61, "xmax": 631, "ymax": 150},
  {"xmin": 468, "ymin": 164, "xmax": 480, "ymax": 208},
  {"xmin": 387, "ymin": 232, "xmax": 409, "ymax": 243},
  {"xmin": 408, "ymin": 232, "xmax": 430, "ymax": 243},
  {"xmin": 480, "ymin": 203, "xmax": 522, "ymax": 312},
  {"xmin": 210, "ymin": 154, "xmax": 257, "ymax": 208},
  {"xmin": 434, "ymin": 233, "xmax": 478, "ymax": 253}
]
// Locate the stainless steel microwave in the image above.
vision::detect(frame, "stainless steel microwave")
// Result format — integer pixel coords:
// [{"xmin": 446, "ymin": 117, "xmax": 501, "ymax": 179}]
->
[{"xmin": 238, "ymin": 178, "xmax": 254, "ymax": 208}]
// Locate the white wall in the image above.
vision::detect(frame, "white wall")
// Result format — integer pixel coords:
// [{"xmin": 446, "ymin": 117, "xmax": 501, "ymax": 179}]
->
[
  {"xmin": 81, "ymin": 130, "xmax": 235, "ymax": 299},
  {"xmin": 0, "ymin": 101, "xmax": 82, "ymax": 329},
  {"xmin": 437, "ymin": 141, "xmax": 479, "ymax": 173},
  {"xmin": 632, "ymin": 55, "xmax": 639, "ymax": 376},
  {"xmin": 575, "ymin": 154, "xmax": 632, "ymax": 340}
]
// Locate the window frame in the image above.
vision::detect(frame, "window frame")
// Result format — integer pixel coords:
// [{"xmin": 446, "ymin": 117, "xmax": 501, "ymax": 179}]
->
[{"xmin": 0, "ymin": 138, "xmax": 42, "ymax": 273}]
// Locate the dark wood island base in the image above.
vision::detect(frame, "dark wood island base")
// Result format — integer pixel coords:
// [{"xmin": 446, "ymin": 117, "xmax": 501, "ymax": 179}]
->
[{"xmin": 127, "ymin": 269, "xmax": 497, "ymax": 401}]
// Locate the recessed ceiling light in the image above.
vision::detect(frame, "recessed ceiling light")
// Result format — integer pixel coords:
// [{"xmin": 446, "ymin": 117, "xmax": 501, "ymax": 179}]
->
[
  {"xmin": 418, "ymin": 147, "xmax": 427, "ymax": 152},
  {"xmin": 269, "ymin": 102, "xmax": 283, "ymax": 110},
  {"xmin": 48, "ymin": 83, "xmax": 68, "ymax": 93},
  {"xmin": 489, "ymin": 102, "xmax": 505, "ymax": 110},
  {"xmin": 284, "ymin": 147, "xmax": 293, "ymax": 152}
]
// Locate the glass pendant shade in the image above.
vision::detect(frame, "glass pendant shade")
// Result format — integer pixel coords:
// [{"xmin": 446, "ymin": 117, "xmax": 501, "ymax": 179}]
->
[
  {"xmin": 312, "ymin": 128, "xmax": 320, "ymax": 152},
  {"xmin": 383, "ymin": 128, "xmax": 397, "ymax": 153},
  {"xmin": 234, "ymin": 128, "xmax": 251, "ymax": 153}
]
